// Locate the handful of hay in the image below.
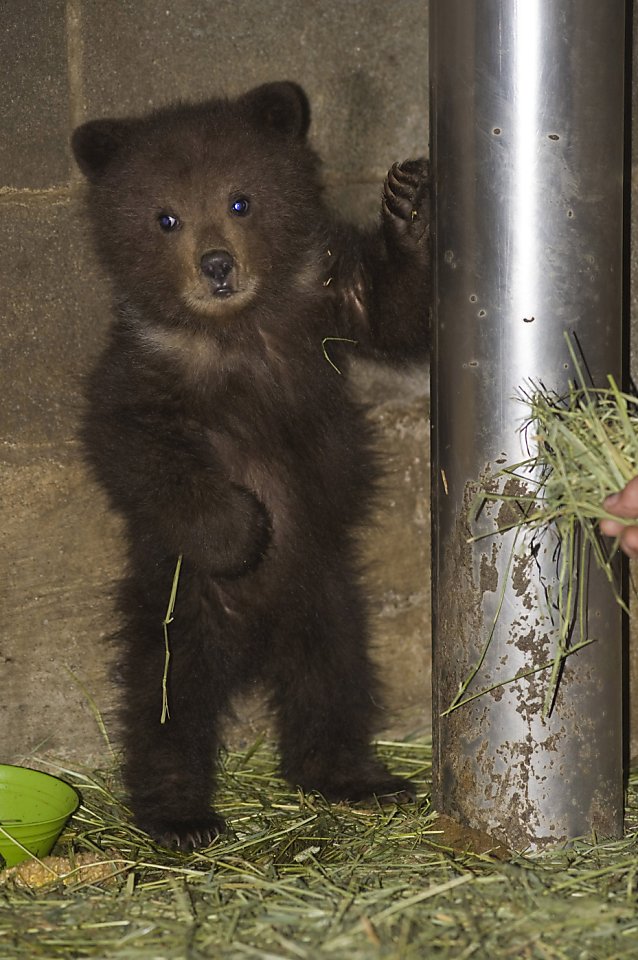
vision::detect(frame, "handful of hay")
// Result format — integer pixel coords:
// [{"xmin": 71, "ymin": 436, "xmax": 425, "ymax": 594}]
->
[
  {"xmin": 489, "ymin": 375, "xmax": 638, "ymax": 541},
  {"xmin": 462, "ymin": 340, "xmax": 637, "ymax": 716}
]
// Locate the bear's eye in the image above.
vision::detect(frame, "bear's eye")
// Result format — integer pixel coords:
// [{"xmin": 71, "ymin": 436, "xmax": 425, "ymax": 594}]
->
[
  {"xmin": 158, "ymin": 213, "xmax": 180, "ymax": 232},
  {"xmin": 229, "ymin": 196, "xmax": 250, "ymax": 217}
]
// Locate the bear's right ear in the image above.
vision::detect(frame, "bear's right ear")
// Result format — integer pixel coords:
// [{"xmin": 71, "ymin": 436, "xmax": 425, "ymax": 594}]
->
[
  {"xmin": 71, "ymin": 119, "xmax": 130, "ymax": 181},
  {"xmin": 242, "ymin": 82, "xmax": 311, "ymax": 141}
]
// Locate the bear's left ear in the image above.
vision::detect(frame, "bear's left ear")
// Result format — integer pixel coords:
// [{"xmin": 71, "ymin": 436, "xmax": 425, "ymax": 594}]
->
[
  {"xmin": 71, "ymin": 118, "xmax": 132, "ymax": 182},
  {"xmin": 242, "ymin": 82, "xmax": 311, "ymax": 140}
]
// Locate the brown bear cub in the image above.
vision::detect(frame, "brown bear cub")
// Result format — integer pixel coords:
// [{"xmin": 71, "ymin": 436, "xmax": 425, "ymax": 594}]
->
[{"xmin": 72, "ymin": 81, "xmax": 429, "ymax": 850}]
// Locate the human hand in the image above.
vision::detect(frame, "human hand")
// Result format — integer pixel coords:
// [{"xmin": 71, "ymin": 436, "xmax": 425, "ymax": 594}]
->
[{"xmin": 600, "ymin": 476, "xmax": 638, "ymax": 558}]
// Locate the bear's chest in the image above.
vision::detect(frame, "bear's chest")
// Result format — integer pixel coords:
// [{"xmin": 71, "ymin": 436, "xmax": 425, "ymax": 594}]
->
[
  {"xmin": 204, "ymin": 369, "xmax": 368, "ymax": 541},
  {"xmin": 207, "ymin": 387, "xmax": 349, "ymax": 493},
  {"xmin": 145, "ymin": 323, "xmax": 371, "ymax": 533}
]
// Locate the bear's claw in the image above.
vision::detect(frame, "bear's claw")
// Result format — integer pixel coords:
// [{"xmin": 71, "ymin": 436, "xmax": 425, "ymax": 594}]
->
[
  {"xmin": 140, "ymin": 813, "xmax": 227, "ymax": 852},
  {"xmin": 383, "ymin": 158, "xmax": 430, "ymax": 249}
]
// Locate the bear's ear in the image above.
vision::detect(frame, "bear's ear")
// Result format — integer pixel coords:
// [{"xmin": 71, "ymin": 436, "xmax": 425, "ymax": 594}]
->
[
  {"xmin": 242, "ymin": 82, "xmax": 310, "ymax": 140},
  {"xmin": 71, "ymin": 119, "xmax": 131, "ymax": 181}
]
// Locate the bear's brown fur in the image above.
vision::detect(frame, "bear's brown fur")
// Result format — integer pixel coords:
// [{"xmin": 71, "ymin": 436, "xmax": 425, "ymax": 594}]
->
[{"xmin": 72, "ymin": 81, "xmax": 429, "ymax": 850}]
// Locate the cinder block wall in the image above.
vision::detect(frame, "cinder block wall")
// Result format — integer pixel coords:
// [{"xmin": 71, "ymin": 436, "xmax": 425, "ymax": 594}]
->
[
  {"xmin": 3, "ymin": 2, "xmax": 637, "ymax": 770},
  {"xmin": 0, "ymin": 0, "xmax": 431, "ymax": 765}
]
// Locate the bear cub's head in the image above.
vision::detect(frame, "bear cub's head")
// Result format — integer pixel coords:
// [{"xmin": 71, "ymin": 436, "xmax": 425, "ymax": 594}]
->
[{"xmin": 72, "ymin": 82, "xmax": 325, "ymax": 329}]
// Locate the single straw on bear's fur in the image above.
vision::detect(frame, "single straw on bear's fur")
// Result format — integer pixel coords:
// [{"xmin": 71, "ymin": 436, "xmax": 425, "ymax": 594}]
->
[
  {"xmin": 453, "ymin": 337, "xmax": 637, "ymax": 716},
  {"xmin": 160, "ymin": 554, "xmax": 183, "ymax": 724}
]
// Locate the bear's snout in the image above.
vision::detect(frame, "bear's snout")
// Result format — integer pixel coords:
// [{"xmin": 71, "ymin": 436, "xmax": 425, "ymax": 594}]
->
[{"xmin": 200, "ymin": 250, "xmax": 235, "ymax": 296}]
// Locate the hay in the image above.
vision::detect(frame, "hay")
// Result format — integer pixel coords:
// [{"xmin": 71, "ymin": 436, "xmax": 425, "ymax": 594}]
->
[
  {"xmin": 2, "ymin": 739, "xmax": 638, "ymax": 958},
  {"xmin": 461, "ymin": 339, "xmax": 637, "ymax": 715},
  {"xmin": 160, "ymin": 554, "xmax": 183, "ymax": 725},
  {"xmin": 321, "ymin": 337, "xmax": 358, "ymax": 375}
]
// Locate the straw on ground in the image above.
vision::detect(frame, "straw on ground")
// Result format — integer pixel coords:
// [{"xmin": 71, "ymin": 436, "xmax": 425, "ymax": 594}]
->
[{"xmin": 2, "ymin": 739, "xmax": 638, "ymax": 959}]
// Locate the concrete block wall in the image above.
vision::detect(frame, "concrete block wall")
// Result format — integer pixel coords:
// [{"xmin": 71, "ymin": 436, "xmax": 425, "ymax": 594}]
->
[
  {"xmin": 0, "ymin": 0, "xmax": 431, "ymax": 765},
  {"xmin": 2, "ymin": 2, "xmax": 636, "ymax": 771}
]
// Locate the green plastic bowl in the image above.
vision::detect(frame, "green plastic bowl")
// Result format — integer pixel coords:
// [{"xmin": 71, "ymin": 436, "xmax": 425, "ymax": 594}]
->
[{"xmin": 0, "ymin": 765, "xmax": 80, "ymax": 868}]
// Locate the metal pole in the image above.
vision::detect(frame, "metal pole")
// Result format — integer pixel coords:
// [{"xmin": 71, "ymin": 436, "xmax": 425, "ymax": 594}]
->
[{"xmin": 430, "ymin": 0, "xmax": 626, "ymax": 849}]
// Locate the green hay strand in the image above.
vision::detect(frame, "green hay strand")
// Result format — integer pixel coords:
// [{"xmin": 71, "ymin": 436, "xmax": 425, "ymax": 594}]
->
[
  {"xmin": 161, "ymin": 554, "xmax": 183, "ymax": 724},
  {"xmin": 321, "ymin": 337, "xmax": 358, "ymax": 375}
]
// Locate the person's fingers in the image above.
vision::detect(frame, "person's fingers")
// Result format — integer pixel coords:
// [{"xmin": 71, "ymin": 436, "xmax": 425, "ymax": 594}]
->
[
  {"xmin": 619, "ymin": 526, "xmax": 638, "ymax": 558},
  {"xmin": 603, "ymin": 476, "xmax": 638, "ymax": 518},
  {"xmin": 600, "ymin": 478, "xmax": 638, "ymax": 556},
  {"xmin": 600, "ymin": 517, "xmax": 625, "ymax": 538}
]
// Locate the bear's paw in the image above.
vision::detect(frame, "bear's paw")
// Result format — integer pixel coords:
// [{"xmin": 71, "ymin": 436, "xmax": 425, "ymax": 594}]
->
[
  {"xmin": 140, "ymin": 812, "xmax": 227, "ymax": 852},
  {"xmin": 382, "ymin": 158, "xmax": 430, "ymax": 254}
]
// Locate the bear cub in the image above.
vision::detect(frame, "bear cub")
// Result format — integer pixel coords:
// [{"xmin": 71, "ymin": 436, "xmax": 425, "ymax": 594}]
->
[{"xmin": 72, "ymin": 81, "xmax": 430, "ymax": 850}]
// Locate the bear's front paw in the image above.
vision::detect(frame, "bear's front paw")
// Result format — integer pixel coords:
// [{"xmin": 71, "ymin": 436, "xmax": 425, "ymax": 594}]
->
[
  {"xmin": 382, "ymin": 158, "xmax": 430, "ymax": 255},
  {"xmin": 213, "ymin": 485, "xmax": 271, "ymax": 579},
  {"xmin": 140, "ymin": 812, "xmax": 227, "ymax": 851},
  {"xmin": 183, "ymin": 485, "xmax": 271, "ymax": 578}
]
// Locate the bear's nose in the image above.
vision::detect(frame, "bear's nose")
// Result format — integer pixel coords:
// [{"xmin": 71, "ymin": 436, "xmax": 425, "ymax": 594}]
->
[{"xmin": 200, "ymin": 250, "xmax": 234, "ymax": 284}]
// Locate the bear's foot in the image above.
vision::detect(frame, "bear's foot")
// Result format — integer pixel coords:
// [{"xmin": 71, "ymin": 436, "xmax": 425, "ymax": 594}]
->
[
  {"xmin": 138, "ymin": 812, "xmax": 226, "ymax": 851},
  {"xmin": 382, "ymin": 158, "xmax": 430, "ymax": 250},
  {"xmin": 319, "ymin": 773, "xmax": 416, "ymax": 806},
  {"xmin": 288, "ymin": 755, "xmax": 417, "ymax": 807}
]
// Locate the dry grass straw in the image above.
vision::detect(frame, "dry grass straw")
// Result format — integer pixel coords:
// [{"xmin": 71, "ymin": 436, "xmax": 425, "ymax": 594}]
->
[
  {"xmin": 160, "ymin": 554, "xmax": 183, "ymax": 724},
  {"xmin": 2, "ymin": 739, "xmax": 638, "ymax": 958},
  {"xmin": 466, "ymin": 337, "xmax": 638, "ymax": 714}
]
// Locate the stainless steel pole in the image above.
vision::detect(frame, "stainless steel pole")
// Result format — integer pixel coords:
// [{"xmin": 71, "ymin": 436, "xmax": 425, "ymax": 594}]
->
[{"xmin": 430, "ymin": 0, "xmax": 626, "ymax": 849}]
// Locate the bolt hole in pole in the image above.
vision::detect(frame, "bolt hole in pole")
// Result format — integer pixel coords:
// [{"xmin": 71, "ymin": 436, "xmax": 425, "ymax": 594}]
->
[{"xmin": 430, "ymin": 0, "xmax": 627, "ymax": 849}]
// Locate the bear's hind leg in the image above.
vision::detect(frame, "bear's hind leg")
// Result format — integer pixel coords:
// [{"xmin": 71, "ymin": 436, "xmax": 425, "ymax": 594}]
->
[
  {"xmin": 117, "ymin": 560, "xmax": 236, "ymax": 850},
  {"xmin": 269, "ymin": 564, "xmax": 415, "ymax": 805}
]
